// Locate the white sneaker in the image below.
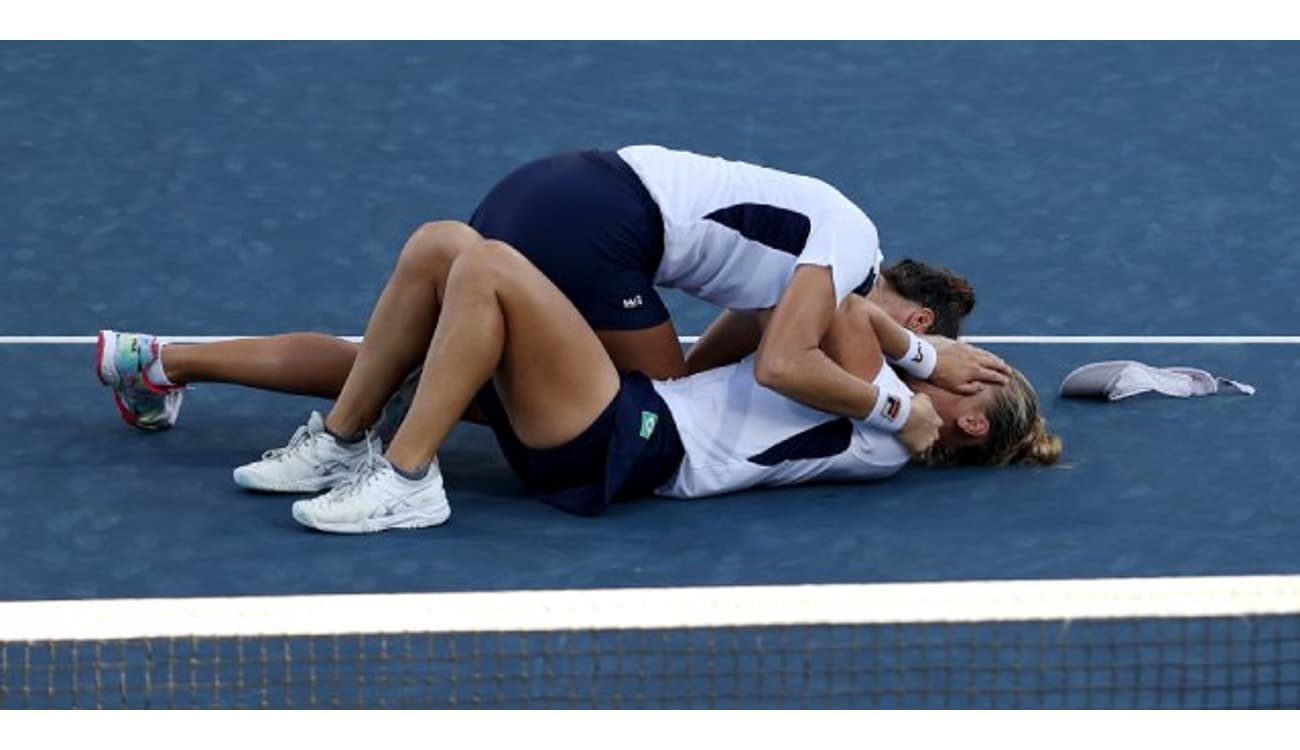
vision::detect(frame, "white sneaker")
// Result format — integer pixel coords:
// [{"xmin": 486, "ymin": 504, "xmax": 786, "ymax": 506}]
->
[
  {"xmin": 233, "ymin": 411, "xmax": 380, "ymax": 493},
  {"xmin": 291, "ymin": 454, "xmax": 450, "ymax": 534}
]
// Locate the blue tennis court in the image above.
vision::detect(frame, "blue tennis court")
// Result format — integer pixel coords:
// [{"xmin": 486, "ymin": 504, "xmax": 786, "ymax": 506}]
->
[{"xmin": 1, "ymin": 42, "xmax": 1298, "ymax": 708}]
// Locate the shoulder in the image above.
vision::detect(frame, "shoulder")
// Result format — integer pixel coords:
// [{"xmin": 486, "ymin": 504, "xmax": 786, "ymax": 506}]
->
[{"xmin": 810, "ymin": 185, "xmax": 875, "ymax": 234}]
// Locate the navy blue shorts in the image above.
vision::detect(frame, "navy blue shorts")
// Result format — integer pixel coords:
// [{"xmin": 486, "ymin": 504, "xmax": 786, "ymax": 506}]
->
[
  {"xmin": 473, "ymin": 373, "xmax": 685, "ymax": 516},
  {"xmin": 468, "ymin": 151, "xmax": 669, "ymax": 331}
]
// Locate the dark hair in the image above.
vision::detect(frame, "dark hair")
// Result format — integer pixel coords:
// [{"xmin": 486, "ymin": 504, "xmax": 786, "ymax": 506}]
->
[{"xmin": 880, "ymin": 258, "xmax": 976, "ymax": 338}]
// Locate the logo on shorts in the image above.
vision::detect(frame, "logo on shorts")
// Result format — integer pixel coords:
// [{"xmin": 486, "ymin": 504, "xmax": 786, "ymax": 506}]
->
[
  {"xmin": 623, "ymin": 295, "xmax": 644, "ymax": 309},
  {"xmin": 883, "ymin": 396, "xmax": 902, "ymax": 422},
  {"xmin": 639, "ymin": 410, "xmax": 659, "ymax": 439}
]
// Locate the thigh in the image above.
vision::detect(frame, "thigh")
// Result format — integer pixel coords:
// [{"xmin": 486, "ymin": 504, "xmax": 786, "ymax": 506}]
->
[{"xmin": 465, "ymin": 241, "xmax": 622, "ymax": 450}]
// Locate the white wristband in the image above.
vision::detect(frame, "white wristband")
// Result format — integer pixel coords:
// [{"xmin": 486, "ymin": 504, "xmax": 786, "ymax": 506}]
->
[
  {"xmin": 891, "ymin": 331, "xmax": 938, "ymax": 380},
  {"xmin": 864, "ymin": 382, "xmax": 912, "ymax": 434}
]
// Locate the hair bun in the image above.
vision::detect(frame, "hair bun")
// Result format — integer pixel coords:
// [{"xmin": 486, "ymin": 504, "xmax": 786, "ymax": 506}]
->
[{"xmin": 1020, "ymin": 419, "xmax": 1063, "ymax": 466}]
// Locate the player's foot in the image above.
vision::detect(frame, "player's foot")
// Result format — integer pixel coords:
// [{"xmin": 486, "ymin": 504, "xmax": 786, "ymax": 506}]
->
[
  {"xmin": 96, "ymin": 329, "xmax": 184, "ymax": 431},
  {"xmin": 291, "ymin": 455, "xmax": 450, "ymax": 534},
  {"xmin": 233, "ymin": 411, "xmax": 382, "ymax": 493}
]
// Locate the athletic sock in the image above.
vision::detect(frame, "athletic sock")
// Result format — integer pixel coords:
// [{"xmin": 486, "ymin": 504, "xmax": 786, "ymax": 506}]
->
[
  {"xmin": 147, "ymin": 347, "xmax": 177, "ymax": 388},
  {"xmin": 391, "ymin": 462, "xmax": 430, "ymax": 482},
  {"xmin": 324, "ymin": 423, "xmax": 367, "ymax": 445}
]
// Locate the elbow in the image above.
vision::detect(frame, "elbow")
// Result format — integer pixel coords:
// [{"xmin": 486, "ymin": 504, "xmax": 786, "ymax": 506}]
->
[{"xmin": 753, "ymin": 349, "xmax": 795, "ymax": 391}]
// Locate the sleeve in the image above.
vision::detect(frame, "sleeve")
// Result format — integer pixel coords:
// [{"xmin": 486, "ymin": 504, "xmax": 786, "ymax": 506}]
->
[
  {"xmin": 794, "ymin": 210, "xmax": 881, "ymax": 305},
  {"xmin": 846, "ymin": 422, "xmax": 913, "ymax": 478}
]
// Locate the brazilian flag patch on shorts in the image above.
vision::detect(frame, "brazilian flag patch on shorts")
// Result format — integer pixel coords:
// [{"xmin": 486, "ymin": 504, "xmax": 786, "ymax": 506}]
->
[{"xmin": 639, "ymin": 410, "xmax": 659, "ymax": 439}]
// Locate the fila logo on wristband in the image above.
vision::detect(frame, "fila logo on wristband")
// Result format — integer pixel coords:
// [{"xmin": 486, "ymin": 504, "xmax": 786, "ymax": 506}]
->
[
  {"xmin": 865, "ymin": 382, "xmax": 912, "ymax": 434},
  {"xmin": 883, "ymin": 395, "xmax": 902, "ymax": 422}
]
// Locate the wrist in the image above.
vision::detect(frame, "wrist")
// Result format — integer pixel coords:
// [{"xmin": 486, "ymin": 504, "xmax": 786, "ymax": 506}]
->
[
  {"xmin": 863, "ymin": 381, "xmax": 912, "ymax": 433},
  {"xmin": 890, "ymin": 331, "xmax": 937, "ymax": 380}
]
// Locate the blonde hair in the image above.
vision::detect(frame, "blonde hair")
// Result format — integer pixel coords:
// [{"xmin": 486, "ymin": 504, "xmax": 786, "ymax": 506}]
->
[{"xmin": 922, "ymin": 368, "xmax": 1063, "ymax": 467}]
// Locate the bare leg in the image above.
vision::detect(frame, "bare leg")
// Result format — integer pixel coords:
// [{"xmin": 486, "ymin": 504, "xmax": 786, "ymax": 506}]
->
[
  {"xmin": 594, "ymin": 322, "xmax": 687, "ymax": 380},
  {"xmin": 323, "ymin": 221, "xmax": 478, "ymax": 438},
  {"xmin": 385, "ymin": 238, "xmax": 621, "ymax": 474},
  {"xmin": 162, "ymin": 335, "xmax": 359, "ymax": 399}
]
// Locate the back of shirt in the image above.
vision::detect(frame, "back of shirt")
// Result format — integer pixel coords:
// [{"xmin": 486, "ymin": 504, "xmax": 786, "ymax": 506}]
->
[
  {"xmin": 618, "ymin": 145, "xmax": 882, "ymax": 310},
  {"xmin": 652, "ymin": 356, "xmax": 913, "ymax": 499}
]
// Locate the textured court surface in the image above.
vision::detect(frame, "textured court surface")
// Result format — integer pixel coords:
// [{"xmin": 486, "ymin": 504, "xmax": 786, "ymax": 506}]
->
[{"xmin": 2, "ymin": 42, "xmax": 1298, "ymax": 602}]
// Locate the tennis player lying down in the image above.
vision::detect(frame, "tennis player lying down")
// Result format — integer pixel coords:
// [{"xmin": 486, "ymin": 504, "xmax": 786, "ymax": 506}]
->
[{"xmin": 173, "ymin": 222, "xmax": 1057, "ymax": 533}]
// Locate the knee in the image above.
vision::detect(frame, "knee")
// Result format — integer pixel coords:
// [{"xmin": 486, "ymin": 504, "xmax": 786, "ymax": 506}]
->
[
  {"xmin": 412, "ymin": 220, "xmax": 477, "ymax": 245},
  {"xmin": 395, "ymin": 221, "xmax": 481, "ymax": 281},
  {"xmin": 451, "ymin": 239, "xmax": 518, "ymax": 288}
]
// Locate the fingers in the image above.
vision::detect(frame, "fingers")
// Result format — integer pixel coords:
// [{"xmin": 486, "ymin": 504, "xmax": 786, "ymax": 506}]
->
[
  {"xmin": 977, "ymin": 364, "xmax": 1011, "ymax": 386},
  {"xmin": 962, "ymin": 344, "xmax": 1012, "ymax": 385},
  {"xmin": 963, "ymin": 344, "xmax": 1010, "ymax": 372},
  {"xmin": 980, "ymin": 353, "xmax": 1013, "ymax": 378},
  {"xmin": 931, "ymin": 342, "xmax": 1014, "ymax": 393},
  {"xmin": 954, "ymin": 371, "xmax": 1007, "ymax": 394}
]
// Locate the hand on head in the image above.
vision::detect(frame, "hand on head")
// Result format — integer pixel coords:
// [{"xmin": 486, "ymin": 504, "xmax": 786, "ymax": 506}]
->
[{"xmin": 927, "ymin": 337, "xmax": 1012, "ymax": 396}]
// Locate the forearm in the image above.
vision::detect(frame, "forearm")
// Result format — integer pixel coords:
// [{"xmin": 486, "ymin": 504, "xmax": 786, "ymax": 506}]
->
[
  {"xmin": 685, "ymin": 309, "xmax": 763, "ymax": 374},
  {"xmin": 756, "ymin": 343, "xmax": 882, "ymax": 419},
  {"xmin": 756, "ymin": 267, "xmax": 890, "ymax": 419},
  {"xmin": 757, "ymin": 296, "xmax": 886, "ymax": 418},
  {"xmin": 863, "ymin": 302, "xmax": 913, "ymax": 362}
]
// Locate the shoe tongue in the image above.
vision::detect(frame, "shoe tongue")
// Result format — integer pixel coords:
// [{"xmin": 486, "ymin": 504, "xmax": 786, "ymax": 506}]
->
[{"xmin": 308, "ymin": 411, "xmax": 325, "ymax": 433}]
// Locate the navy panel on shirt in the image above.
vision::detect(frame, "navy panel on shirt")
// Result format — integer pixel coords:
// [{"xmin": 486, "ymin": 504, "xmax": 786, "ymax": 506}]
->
[
  {"xmin": 747, "ymin": 418, "xmax": 853, "ymax": 466},
  {"xmin": 704, "ymin": 203, "xmax": 812, "ymax": 255},
  {"xmin": 853, "ymin": 266, "xmax": 878, "ymax": 296}
]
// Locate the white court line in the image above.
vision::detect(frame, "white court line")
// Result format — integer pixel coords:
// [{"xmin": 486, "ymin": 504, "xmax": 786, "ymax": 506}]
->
[
  {"xmin": 1, "ymin": 575, "xmax": 1298, "ymax": 641},
  {"xmin": 2, "ymin": 335, "xmax": 1300, "ymax": 345},
  {"xmin": 963, "ymin": 335, "xmax": 1300, "ymax": 345}
]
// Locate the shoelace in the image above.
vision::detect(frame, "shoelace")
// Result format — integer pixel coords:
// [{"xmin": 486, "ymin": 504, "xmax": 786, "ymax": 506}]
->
[
  {"xmin": 260, "ymin": 424, "xmax": 312, "ymax": 462},
  {"xmin": 323, "ymin": 436, "xmax": 385, "ymax": 505}
]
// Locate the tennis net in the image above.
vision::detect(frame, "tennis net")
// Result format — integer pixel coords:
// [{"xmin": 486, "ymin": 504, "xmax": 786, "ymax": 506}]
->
[{"xmin": 2, "ymin": 575, "xmax": 1297, "ymax": 708}]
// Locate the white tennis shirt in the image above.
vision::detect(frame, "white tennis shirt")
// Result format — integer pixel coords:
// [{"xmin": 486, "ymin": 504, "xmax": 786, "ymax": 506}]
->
[
  {"xmin": 618, "ymin": 145, "xmax": 882, "ymax": 309},
  {"xmin": 652, "ymin": 356, "xmax": 913, "ymax": 499}
]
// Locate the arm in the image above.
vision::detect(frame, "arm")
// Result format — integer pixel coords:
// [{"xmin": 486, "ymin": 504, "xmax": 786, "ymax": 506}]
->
[
  {"xmin": 754, "ymin": 271, "xmax": 940, "ymax": 453},
  {"xmin": 844, "ymin": 297, "xmax": 943, "ymax": 455},
  {"xmin": 684, "ymin": 310, "xmax": 764, "ymax": 375},
  {"xmin": 753, "ymin": 265, "xmax": 882, "ymax": 419},
  {"xmin": 863, "ymin": 300, "xmax": 915, "ymax": 363}
]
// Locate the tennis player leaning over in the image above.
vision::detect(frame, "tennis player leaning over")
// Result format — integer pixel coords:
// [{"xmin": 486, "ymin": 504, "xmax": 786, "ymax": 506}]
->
[{"xmin": 98, "ymin": 145, "xmax": 1007, "ymax": 432}]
